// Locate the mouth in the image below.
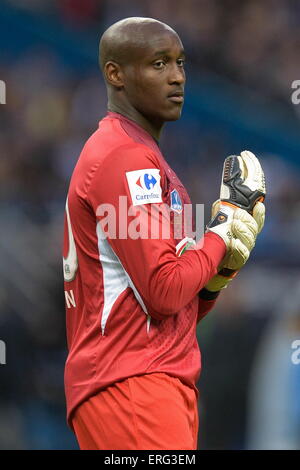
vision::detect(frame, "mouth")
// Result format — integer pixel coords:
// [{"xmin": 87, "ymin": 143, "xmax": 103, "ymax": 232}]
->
[
  {"xmin": 167, "ymin": 91, "xmax": 184, "ymax": 104},
  {"xmin": 168, "ymin": 96, "xmax": 184, "ymax": 103}
]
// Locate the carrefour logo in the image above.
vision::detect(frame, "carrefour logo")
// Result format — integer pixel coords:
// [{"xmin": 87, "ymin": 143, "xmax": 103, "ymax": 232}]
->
[
  {"xmin": 136, "ymin": 173, "xmax": 157, "ymax": 191},
  {"xmin": 136, "ymin": 193, "xmax": 160, "ymax": 201},
  {"xmin": 126, "ymin": 168, "xmax": 163, "ymax": 206}
]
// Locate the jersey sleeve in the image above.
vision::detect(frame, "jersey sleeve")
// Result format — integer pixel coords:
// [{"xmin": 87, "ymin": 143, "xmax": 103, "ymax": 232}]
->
[{"xmin": 87, "ymin": 143, "xmax": 226, "ymax": 319}]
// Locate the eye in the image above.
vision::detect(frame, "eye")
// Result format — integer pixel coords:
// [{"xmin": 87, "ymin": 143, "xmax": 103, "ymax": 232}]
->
[
  {"xmin": 153, "ymin": 60, "xmax": 166, "ymax": 69},
  {"xmin": 177, "ymin": 58, "xmax": 185, "ymax": 67}
]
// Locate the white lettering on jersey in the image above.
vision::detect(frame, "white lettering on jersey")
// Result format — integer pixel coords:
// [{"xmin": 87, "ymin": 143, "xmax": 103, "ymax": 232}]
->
[
  {"xmin": 65, "ymin": 289, "xmax": 76, "ymax": 308},
  {"xmin": 63, "ymin": 197, "xmax": 78, "ymax": 282},
  {"xmin": 126, "ymin": 169, "xmax": 162, "ymax": 206}
]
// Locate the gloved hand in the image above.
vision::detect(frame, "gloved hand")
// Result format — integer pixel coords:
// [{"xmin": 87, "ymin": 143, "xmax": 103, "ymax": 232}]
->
[{"xmin": 205, "ymin": 150, "xmax": 266, "ymax": 291}]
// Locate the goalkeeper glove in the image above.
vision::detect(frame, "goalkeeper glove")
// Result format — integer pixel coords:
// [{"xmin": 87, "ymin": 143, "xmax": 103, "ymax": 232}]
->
[{"xmin": 205, "ymin": 150, "xmax": 266, "ymax": 291}]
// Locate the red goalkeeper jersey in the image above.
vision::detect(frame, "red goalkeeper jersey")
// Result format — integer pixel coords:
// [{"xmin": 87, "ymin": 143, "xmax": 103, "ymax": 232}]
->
[{"xmin": 63, "ymin": 112, "xmax": 226, "ymax": 424}]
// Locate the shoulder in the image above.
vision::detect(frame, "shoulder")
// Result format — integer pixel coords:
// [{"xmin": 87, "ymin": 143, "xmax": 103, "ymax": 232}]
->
[
  {"xmin": 89, "ymin": 118, "xmax": 164, "ymax": 178},
  {"xmin": 88, "ymin": 142, "xmax": 166, "ymax": 199},
  {"xmin": 73, "ymin": 117, "xmax": 167, "ymax": 200},
  {"xmin": 103, "ymin": 142, "xmax": 161, "ymax": 172},
  {"xmin": 84, "ymin": 116, "xmax": 162, "ymax": 170},
  {"xmin": 86, "ymin": 139, "xmax": 167, "ymax": 208}
]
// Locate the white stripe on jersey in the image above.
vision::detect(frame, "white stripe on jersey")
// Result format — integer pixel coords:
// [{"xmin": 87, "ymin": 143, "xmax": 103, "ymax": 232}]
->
[{"xmin": 96, "ymin": 222, "xmax": 150, "ymax": 335}]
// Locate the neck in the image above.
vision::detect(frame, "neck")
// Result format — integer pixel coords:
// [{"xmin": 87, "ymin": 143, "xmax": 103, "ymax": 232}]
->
[{"xmin": 108, "ymin": 100, "xmax": 164, "ymax": 142}]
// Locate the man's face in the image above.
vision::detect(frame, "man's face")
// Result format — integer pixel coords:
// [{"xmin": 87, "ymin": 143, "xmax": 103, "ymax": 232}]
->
[{"xmin": 121, "ymin": 31, "xmax": 186, "ymax": 123}]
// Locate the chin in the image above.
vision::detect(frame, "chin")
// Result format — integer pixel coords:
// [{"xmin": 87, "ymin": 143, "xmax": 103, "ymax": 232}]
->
[
  {"xmin": 165, "ymin": 109, "xmax": 183, "ymax": 121},
  {"xmin": 147, "ymin": 106, "xmax": 182, "ymax": 124}
]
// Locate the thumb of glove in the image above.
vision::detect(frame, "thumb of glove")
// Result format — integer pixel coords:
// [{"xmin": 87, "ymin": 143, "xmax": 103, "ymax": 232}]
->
[{"xmin": 252, "ymin": 201, "xmax": 265, "ymax": 234}]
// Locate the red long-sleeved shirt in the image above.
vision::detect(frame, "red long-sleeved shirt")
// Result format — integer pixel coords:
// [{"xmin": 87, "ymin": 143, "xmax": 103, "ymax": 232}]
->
[{"xmin": 63, "ymin": 112, "xmax": 225, "ymax": 424}]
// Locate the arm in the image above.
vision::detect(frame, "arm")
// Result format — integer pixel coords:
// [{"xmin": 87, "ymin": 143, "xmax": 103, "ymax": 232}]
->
[{"xmin": 87, "ymin": 144, "xmax": 226, "ymax": 319}]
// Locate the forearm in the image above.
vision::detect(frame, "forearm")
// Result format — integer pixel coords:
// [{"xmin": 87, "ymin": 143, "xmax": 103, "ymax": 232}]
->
[{"xmin": 143, "ymin": 232, "xmax": 226, "ymax": 316}]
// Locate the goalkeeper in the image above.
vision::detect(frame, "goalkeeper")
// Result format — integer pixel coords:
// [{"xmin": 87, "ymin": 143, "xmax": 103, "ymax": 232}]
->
[{"xmin": 63, "ymin": 17, "xmax": 266, "ymax": 451}]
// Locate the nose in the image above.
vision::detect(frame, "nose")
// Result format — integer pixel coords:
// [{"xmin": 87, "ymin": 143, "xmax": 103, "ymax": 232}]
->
[{"xmin": 168, "ymin": 63, "xmax": 185, "ymax": 85}]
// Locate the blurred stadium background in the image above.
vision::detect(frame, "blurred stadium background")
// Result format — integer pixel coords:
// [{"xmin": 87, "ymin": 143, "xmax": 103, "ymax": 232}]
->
[{"xmin": 0, "ymin": 0, "xmax": 299, "ymax": 450}]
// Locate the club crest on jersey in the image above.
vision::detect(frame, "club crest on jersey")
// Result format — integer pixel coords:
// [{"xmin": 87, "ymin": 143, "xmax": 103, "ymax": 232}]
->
[
  {"xmin": 126, "ymin": 169, "xmax": 163, "ymax": 206},
  {"xmin": 170, "ymin": 189, "xmax": 183, "ymax": 213}
]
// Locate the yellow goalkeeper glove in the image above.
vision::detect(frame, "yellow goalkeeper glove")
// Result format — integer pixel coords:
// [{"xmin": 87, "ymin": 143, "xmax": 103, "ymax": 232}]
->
[{"xmin": 205, "ymin": 150, "xmax": 266, "ymax": 292}]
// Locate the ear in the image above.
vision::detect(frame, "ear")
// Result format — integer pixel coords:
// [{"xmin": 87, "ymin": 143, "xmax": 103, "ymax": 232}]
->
[{"xmin": 104, "ymin": 61, "xmax": 124, "ymax": 88}]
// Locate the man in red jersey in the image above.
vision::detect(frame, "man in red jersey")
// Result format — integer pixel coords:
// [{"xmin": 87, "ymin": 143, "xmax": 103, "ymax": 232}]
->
[{"xmin": 63, "ymin": 17, "xmax": 265, "ymax": 450}]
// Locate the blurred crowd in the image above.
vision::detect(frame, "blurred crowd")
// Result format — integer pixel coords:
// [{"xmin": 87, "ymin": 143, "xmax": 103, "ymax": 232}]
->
[
  {"xmin": 4, "ymin": 0, "xmax": 300, "ymax": 116},
  {"xmin": 0, "ymin": 0, "xmax": 299, "ymax": 450}
]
